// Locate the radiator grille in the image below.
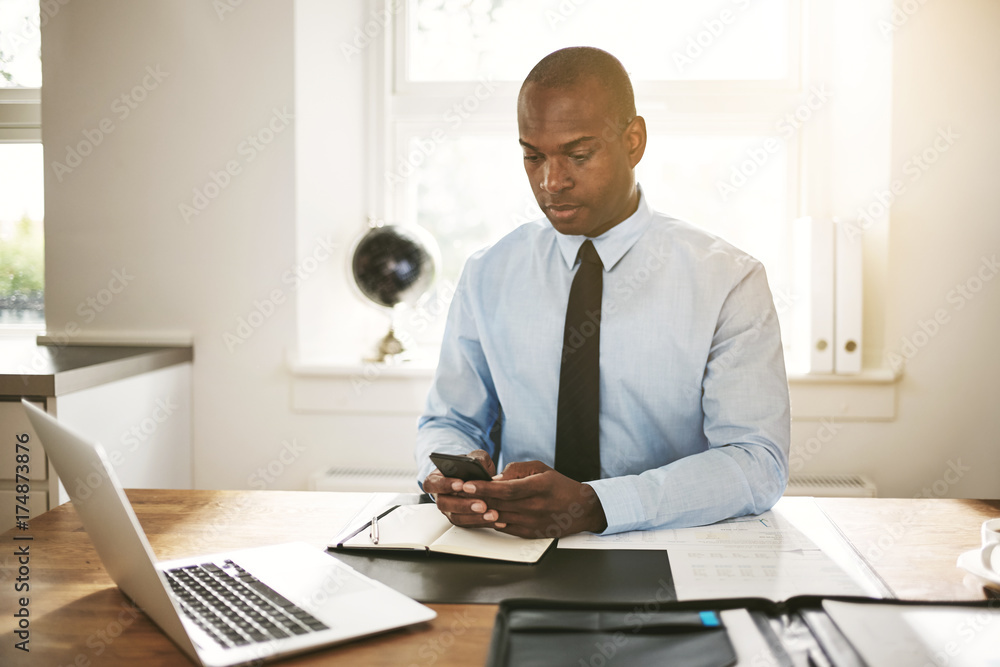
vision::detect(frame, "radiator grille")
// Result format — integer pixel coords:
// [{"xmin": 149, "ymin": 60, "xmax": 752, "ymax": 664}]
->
[
  {"xmin": 785, "ymin": 474, "xmax": 877, "ymax": 498},
  {"xmin": 309, "ymin": 466, "xmax": 420, "ymax": 493}
]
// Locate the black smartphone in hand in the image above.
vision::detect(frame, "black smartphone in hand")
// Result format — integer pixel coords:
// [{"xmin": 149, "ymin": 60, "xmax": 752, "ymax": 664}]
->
[{"xmin": 429, "ymin": 452, "xmax": 493, "ymax": 482}]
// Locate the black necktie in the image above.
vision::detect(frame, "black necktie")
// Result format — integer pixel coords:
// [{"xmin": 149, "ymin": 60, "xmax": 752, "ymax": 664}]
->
[{"xmin": 555, "ymin": 240, "xmax": 602, "ymax": 483}]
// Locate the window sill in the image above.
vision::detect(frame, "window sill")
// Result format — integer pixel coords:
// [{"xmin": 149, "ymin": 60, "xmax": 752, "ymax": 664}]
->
[
  {"xmin": 289, "ymin": 355, "xmax": 435, "ymax": 415},
  {"xmin": 787, "ymin": 368, "xmax": 900, "ymax": 421},
  {"xmin": 290, "ymin": 353, "xmax": 900, "ymax": 421}
]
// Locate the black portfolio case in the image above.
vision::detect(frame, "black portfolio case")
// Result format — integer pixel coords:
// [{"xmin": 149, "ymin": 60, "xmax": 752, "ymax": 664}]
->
[{"xmin": 485, "ymin": 595, "xmax": 997, "ymax": 667}]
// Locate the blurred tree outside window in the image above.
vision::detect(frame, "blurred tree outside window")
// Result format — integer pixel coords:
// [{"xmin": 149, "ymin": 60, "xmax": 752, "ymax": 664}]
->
[{"xmin": 0, "ymin": 0, "xmax": 44, "ymax": 327}]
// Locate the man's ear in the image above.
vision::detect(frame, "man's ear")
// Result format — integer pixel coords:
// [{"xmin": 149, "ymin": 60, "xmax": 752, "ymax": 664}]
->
[{"xmin": 625, "ymin": 115, "xmax": 647, "ymax": 168}]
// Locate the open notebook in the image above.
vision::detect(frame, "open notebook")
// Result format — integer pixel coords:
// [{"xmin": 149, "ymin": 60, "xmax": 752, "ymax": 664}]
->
[{"xmin": 335, "ymin": 503, "xmax": 553, "ymax": 563}]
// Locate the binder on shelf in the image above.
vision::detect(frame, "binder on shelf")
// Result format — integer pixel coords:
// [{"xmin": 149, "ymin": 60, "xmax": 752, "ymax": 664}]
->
[
  {"xmin": 834, "ymin": 218, "xmax": 863, "ymax": 374},
  {"xmin": 792, "ymin": 217, "xmax": 834, "ymax": 373}
]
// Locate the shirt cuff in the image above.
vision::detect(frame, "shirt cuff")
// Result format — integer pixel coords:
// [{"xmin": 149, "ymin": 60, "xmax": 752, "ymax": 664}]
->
[{"xmin": 584, "ymin": 476, "xmax": 649, "ymax": 535}]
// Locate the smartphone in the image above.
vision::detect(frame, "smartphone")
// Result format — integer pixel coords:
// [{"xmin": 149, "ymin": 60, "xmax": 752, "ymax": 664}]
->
[{"xmin": 429, "ymin": 452, "xmax": 493, "ymax": 482}]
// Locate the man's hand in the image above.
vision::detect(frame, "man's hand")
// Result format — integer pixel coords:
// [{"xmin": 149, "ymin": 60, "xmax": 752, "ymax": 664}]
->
[
  {"xmin": 461, "ymin": 461, "xmax": 607, "ymax": 539},
  {"xmin": 422, "ymin": 450, "xmax": 502, "ymax": 527}
]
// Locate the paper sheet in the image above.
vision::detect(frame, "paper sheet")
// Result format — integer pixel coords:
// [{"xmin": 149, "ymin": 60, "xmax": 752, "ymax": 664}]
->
[
  {"xmin": 558, "ymin": 497, "xmax": 886, "ymax": 600},
  {"xmin": 823, "ymin": 601, "xmax": 1000, "ymax": 667},
  {"xmin": 668, "ymin": 547, "xmax": 866, "ymax": 600},
  {"xmin": 558, "ymin": 508, "xmax": 812, "ymax": 551}
]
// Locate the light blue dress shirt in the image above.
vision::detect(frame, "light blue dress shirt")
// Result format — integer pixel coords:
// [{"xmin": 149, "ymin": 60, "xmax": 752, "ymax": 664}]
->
[{"xmin": 416, "ymin": 189, "xmax": 790, "ymax": 534}]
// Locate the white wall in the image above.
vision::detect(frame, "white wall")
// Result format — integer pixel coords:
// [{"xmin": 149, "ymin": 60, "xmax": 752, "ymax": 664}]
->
[
  {"xmin": 788, "ymin": 0, "xmax": 1000, "ymax": 498},
  {"xmin": 40, "ymin": 1, "xmax": 999, "ymax": 498},
  {"xmin": 41, "ymin": 0, "xmax": 419, "ymax": 492},
  {"xmin": 55, "ymin": 363, "xmax": 193, "ymax": 504}
]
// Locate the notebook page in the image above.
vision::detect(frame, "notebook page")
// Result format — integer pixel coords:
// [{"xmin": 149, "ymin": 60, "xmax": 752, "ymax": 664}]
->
[
  {"xmin": 342, "ymin": 503, "xmax": 452, "ymax": 549},
  {"xmin": 430, "ymin": 525, "xmax": 553, "ymax": 563}
]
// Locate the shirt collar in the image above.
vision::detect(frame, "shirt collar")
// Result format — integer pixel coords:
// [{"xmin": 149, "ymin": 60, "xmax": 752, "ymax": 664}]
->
[{"xmin": 554, "ymin": 185, "xmax": 653, "ymax": 271}]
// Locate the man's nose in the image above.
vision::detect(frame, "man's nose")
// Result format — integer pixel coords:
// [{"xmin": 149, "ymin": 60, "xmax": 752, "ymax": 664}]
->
[{"xmin": 540, "ymin": 158, "xmax": 572, "ymax": 193}]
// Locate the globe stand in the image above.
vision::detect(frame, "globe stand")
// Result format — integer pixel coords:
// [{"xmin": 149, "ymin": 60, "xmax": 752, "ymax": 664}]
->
[
  {"xmin": 350, "ymin": 220, "xmax": 440, "ymax": 365},
  {"xmin": 365, "ymin": 325, "xmax": 406, "ymax": 364}
]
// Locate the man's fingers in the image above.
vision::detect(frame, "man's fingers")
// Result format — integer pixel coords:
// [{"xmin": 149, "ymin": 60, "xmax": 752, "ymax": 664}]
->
[
  {"xmin": 434, "ymin": 493, "xmax": 484, "ymax": 514},
  {"xmin": 468, "ymin": 449, "xmax": 497, "ymax": 477},
  {"xmin": 500, "ymin": 460, "xmax": 549, "ymax": 480},
  {"xmin": 445, "ymin": 512, "xmax": 496, "ymax": 528},
  {"xmin": 424, "ymin": 470, "xmax": 470, "ymax": 496},
  {"xmin": 462, "ymin": 471, "xmax": 551, "ymax": 500}
]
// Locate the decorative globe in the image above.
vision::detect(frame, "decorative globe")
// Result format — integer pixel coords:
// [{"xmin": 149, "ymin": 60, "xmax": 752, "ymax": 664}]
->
[
  {"xmin": 350, "ymin": 223, "xmax": 439, "ymax": 361},
  {"xmin": 351, "ymin": 224, "xmax": 437, "ymax": 308}
]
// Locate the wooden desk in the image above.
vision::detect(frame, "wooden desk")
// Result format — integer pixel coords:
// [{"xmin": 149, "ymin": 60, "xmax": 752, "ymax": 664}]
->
[{"xmin": 2, "ymin": 491, "xmax": 998, "ymax": 666}]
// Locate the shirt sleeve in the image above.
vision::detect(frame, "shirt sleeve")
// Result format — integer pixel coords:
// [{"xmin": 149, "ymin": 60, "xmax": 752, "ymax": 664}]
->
[
  {"xmin": 587, "ymin": 261, "xmax": 791, "ymax": 533},
  {"xmin": 415, "ymin": 260, "xmax": 501, "ymax": 487}
]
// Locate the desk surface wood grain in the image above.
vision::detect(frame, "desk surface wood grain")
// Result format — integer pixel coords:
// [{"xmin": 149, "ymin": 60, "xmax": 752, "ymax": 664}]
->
[{"xmin": 1, "ymin": 490, "xmax": 997, "ymax": 666}]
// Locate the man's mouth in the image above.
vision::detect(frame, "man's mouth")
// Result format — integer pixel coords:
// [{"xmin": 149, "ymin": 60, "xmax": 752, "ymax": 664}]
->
[{"xmin": 546, "ymin": 204, "xmax": 582, "ymax": 220}]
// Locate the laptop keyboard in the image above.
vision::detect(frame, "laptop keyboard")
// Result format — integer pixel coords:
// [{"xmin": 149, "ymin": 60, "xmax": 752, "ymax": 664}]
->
[{"xmin": 166, "ymin": 560, "xmax": 329, "ymax": 649}]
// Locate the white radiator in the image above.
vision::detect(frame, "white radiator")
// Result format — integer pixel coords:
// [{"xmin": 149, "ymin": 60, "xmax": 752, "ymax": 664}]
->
[
  {"xmin": 309, "ymin": 466, "xmax": 420, "ymax": 493},
  {"xmin": 785, "ymin": 474, "xmax": 877, "ymax": 498}
]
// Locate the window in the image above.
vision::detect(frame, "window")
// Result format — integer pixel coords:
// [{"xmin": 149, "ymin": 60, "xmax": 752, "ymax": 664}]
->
[
  {"xmin": 295, "ymin": 0, "xmax": 890, "ymax": 370},
  {"xmin": 0, "ymin": 0, "xmax": 44, "ymax": 328},
  {"xmin": 379, "ymin": 0, "xmax": 805, "ymax": 348}
]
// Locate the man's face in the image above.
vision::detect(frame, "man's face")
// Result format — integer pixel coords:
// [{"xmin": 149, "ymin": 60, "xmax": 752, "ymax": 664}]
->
[{"xmin": 517, "ymin": 78, "xmax": 646, "ymax": 237}]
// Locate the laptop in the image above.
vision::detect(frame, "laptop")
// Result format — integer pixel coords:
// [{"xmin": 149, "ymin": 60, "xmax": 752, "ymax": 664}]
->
[{"xmin": 22, "ymin": 400, "xmax": 436, "ymax": 666}]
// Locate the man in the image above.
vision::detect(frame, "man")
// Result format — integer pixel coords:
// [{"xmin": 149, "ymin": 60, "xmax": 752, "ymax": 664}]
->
[{"xmin": 416, "ymin": 47, "xmax": 790, "ymax": 539}]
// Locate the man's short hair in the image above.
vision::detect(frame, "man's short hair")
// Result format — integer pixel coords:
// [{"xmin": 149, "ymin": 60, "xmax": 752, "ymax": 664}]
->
[{"xmin": 520, "ymin": 46, "xmax": 636, "ymax": 132}]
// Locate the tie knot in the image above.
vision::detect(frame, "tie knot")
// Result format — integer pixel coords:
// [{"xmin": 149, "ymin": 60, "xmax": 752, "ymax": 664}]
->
[{"xmin": 578, "ymin": 240, "xmax": 603, "ymax": 269}]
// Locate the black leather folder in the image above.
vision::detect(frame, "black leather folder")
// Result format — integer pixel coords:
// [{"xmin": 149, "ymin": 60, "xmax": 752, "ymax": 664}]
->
[
  {"xmin": 485, "ymin": 596, "xmax": 999, "ymax": 667},
  {"xmin": 328, "ymin": 547, "xmax": 674, "ymax": 605}
]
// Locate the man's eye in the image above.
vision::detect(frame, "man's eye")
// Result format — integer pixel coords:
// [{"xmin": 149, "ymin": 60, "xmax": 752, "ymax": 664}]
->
[
  {"xmin": 523, "ymin": 155, "xmax": 541, "ymax": 163},
  {"xmin": 570, "ymin": 153, "xmax": 592, "ymax": 162}
]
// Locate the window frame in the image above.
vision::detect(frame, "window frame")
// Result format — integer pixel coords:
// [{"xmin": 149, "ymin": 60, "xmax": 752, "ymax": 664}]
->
[
  {"xmin": 1, "ymin": 71, "xmax": 43, "ymax": 331},
  {"xmin": 292, "ymin": 0, "xmax": 897, "ymax": 413},
  {"xmin": 375, "ymin": 0, "xmax": 809, "ymax": 348},
  {"xmin": 0, "ymin": 86, "xmax": 40, "ymax": 142}
]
